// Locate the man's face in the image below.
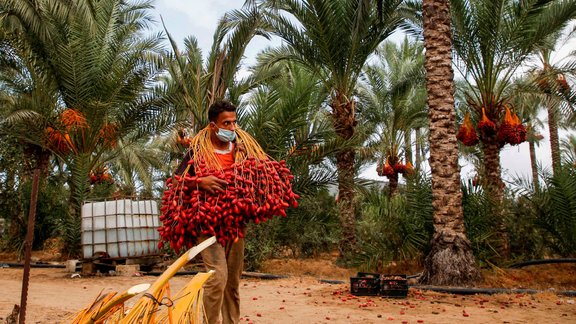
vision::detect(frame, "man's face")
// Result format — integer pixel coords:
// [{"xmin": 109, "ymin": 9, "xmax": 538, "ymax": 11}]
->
[{"xmin": 210, "ymin": 111, "xmax": 237, "ymax": 132}]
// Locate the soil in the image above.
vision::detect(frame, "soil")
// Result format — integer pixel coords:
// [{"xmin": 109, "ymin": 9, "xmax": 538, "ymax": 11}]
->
[{"xmin": 1, "ymin": 251, "xmax": 575, "ymax": 324}]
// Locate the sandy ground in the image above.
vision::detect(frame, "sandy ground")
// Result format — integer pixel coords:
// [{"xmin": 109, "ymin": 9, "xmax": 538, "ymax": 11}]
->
[{"xmin": 1, "ymin": 267, "xmax": 575, "ymax": 324}]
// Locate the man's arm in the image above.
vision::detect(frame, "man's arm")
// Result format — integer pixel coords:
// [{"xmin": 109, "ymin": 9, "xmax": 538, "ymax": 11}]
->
[
  {"xmin": 174, "ymin": 150, "xmax": 194, "ymax": 176},
  {"xmin": 174, "ymin": 150, "xmax": 228, "ymax": 194}
]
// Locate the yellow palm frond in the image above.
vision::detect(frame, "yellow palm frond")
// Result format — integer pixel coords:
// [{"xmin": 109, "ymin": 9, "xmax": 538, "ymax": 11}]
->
[
  {"xmin": 68, "ymin": 283, "xmax": 151, "ymax": 324},
  {"xmin": 118, "ymin": 237, "xmax": 217, "ymax": 323},
  {"xmin": 156, "ymin": 271, "xmax": 215, "ymax": 324}
]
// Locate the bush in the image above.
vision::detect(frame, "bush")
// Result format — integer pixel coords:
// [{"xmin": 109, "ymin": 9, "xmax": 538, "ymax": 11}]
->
[
  {"xmin": 354, "ymin": 174, "xmax": 433, "ymax": 272},
  {"xmin": 507, "ymin": 194, "xmax": 548, "ymax": 261},
  {"xmin": 460, "ymin": 180, "xmax": 501, "ymax": 264},
  {"xmin": 1, "ymin": 173, "xmax": 68, "ymax": 256},
  {"xmin": 244, "ymin": 188, "xmax": 340, "ymax": 271},
  {"xmin": 522, "ymin": 167, "xmax": 576, "ymax": 257}
]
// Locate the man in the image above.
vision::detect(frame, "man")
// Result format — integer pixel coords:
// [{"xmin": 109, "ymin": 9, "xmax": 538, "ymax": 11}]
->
[{"xmin": 176, "ymin": 100, "xmax": 245, "ymax": 324}]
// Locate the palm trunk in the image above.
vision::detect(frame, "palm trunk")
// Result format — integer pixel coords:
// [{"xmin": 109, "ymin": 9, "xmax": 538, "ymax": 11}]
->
[
  {"xmin": 388, "ymin": 172, "xmax": 399, "ymax": 196},
  {"xmin": 482, "ymin": 139, "xmax": 509, "ymax": 259},
  {"xmin": 404, "ymin": 130, "xmax": 413, "ymax": 164},
  {"xmin": 64, "ymin": 185, "xmax": 83, "ymax": 257},
  {"xmin": 547, "ymin": 102, "xmax": 561, "ymax": 176},
  {"xmin": 332, "ymin": 94, "xmax": 357, "ymax": 259},
  {"xmin": 529, "ymin": 140, "xmax": 540, "ymax": 192},
  {"xmin": 420, "ymin": 0, "xmax": 479, "ymax": 285},
  {"xmin": 10, "ymin": 147, "xmax": 51, "ymax": 256},
  {"xmin": 336, "ymin": 150, "xmax": 356, "ymax": 257},
  {"xmin": 482, "ymin": 140, "xmax": 504, "ymax": 198},
  {"xmin": 415, "ymin": 128, "xmax": 422, "ymax": 168},
  {"xmin": 19, "ymin": 168, "xmax": 40, "ymax": 324},
  {"xmin": 63, "ymin": 154, "xmax": 92, "ymax": 256},
  {"xmin": 20, "ymin": 148, "xmax": 51, "ymax": 324}
]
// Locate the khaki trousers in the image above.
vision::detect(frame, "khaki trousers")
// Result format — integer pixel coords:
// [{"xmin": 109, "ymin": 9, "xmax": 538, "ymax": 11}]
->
[{"xmin": 199, "ymin": 237, "xmax": 244, "ymax": 324}]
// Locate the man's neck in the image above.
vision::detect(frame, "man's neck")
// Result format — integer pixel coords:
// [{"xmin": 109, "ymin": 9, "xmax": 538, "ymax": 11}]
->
[{"xmin": 211, "ymin": 136, "xmax": 230, "ymax": 151}]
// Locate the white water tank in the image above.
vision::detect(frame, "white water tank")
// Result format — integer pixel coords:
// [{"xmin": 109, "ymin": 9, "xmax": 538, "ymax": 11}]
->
[{"xmin": 81, "ymin": 199, "xmax": 160, "ymax": 259}]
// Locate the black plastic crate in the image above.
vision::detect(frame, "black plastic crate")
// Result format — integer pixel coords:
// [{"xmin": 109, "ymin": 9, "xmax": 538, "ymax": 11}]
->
[
  {"xmin": 380, "ymin": 274, "xmax": 408, "ymax": 298},
  {"xmin": 350, "ymin": 272, "xmax": 381, "ymax": 296}
]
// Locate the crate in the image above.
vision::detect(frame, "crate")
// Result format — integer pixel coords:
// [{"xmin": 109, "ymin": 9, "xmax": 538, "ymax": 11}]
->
[
  {"xmin": 350, "ymin": 272, "xmax": 381, "ymax": 296},
  {"xmin": 380, "ymin": 274, "xmax": 408, "ymax": 298}
]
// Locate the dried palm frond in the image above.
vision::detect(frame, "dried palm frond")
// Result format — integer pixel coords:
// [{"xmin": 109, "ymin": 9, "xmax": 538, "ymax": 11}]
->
[
  {"xmin": 69, "ymin": 237, "xmax": 216, "ymax": 323},
  {"xmin": 68, "ymin": 290, "xmax": 115, "ymax": 324},
  {"xmin": 118, "ymin": 283, "xmax": 169, "ymax": 323},
  {"xmin": 89, "ymin": 284, "xmax": 151, "ymax": 324},
  {"xmin": 69, "ymin": 283, "xmax": 150, "ymax": 324},
  {"xmin": 118, "ymin": 237, "xmax": 217, "ymax": 323},
  {"xmin": 156, "ymin": 271, "xmax": 215, "ymax": 323}
]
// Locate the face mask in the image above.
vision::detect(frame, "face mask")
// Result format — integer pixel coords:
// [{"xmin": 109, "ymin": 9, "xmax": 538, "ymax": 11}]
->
[{"xmin": 216, "ymin": 127, "xmax": 236, "ymax": 143}]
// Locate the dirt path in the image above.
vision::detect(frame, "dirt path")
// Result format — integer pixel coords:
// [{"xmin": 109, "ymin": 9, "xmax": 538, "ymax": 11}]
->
[{"xmin": 1, "ymin": 268, "xmax": 575, "ymax": 323}]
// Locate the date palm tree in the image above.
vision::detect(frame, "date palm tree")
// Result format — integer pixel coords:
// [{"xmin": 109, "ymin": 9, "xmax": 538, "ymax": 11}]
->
[
  {"xmin": 532, "ymin": 30, "xmax": 575, "ymax": 177},
  {"xmin": 419, "ymin": 0, "xmax": 480, "ymax": 285},
  {"xmin": 0, "ymin": 28, "xmax": 55, "ymax": 176},
  {"xmin": 0, "ymin": 19, "xmax": 61, "ymax": 322},
  {"xmin": 450, "ymin": 0, "xmax": 576, "ymax": 199},
  {"xmin": 1, "ymin": 2, "xmax": 171, "ymax": 316},
  {"xmin": 259, "ymin": 0, "xmax": 405, "ymax": 258},
  {"xmin": 447, "ymin": 0, "xmax": 576, "ymax": 259},
  {"xmin": 359, "ymin": 38, "xmax": 427, "ymax": 195},
  {"xmin": 1, "ymin": 0, "xmax": 167, "ymax": 255}
]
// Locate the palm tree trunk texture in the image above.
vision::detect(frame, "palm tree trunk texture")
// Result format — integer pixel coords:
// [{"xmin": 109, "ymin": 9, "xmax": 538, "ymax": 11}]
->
[
  {"xmin": 547, "ymin": 102, "xmax": 561, "ymax": 176},
  {"xmin": 65, "ymin": 181, "xmax": 84, "ymax": 256},
  {"xmin": 332, "ymin": 95, "xmax": 357, "ymax": 258},
  {"xmin": 529, "ymin": 140, "xmax": 540, "ymax": 192},
  {"xmin": 481, "ymin": 139, "xmax": 509, "ymax": 259},
  {"xmin": 404, "ymin": 130, "xmax": 413, "ymax": 164},
  {"xmin": 388, "ymin": 172, "xmax": 399, "ymax": 196},
  {"xmin": 481, "ymin": 140, "xmax": 505, "ymax": 198},
  {"xmin": 420, "ymin": 0, "xmax": 479, "ymax": 285},
  {"xmin": 64, "ymin": 154, "xmax": 92, "ymax": 256}
]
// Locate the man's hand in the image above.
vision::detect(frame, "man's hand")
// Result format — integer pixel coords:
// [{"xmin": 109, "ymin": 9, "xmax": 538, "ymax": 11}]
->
[
  {"xmin": 236, "ymin": 142, "xmax": 247, "ymax": 154},
  {"xmin": 198, "ymin": 175, "xmax": 228, "ymax": 194}
]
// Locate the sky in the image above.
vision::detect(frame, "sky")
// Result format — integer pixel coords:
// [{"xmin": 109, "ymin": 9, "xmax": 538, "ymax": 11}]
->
[
  {"xmin": 151, "ymin": 0, "xmax": 575, "ymax": 183},
  {"xmin": 153, "ymin": 0, "xmax": 272, "ymax": 65}
]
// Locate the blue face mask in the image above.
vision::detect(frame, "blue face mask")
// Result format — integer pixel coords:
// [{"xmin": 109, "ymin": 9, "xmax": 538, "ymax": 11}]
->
[{"xmin": 216, "ymin": 127, "xmax": 236, "ymax": 143}]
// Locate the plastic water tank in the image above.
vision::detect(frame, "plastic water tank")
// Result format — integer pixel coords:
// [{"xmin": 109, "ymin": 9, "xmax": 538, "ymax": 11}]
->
[{"xmin": 81, "ymin": 199, "xmax": 160, "ymax": 259}]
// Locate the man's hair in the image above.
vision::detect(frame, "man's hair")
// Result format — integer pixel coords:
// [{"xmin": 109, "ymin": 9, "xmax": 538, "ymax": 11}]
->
[{"xmin": 208, "ymin": 100, "xmax": 237, "ymax": 122}]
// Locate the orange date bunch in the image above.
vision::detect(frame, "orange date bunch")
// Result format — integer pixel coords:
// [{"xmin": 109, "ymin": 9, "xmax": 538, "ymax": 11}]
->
[
  {"xmin": 456, "ymin": 113, "xmax": 479, "ymax": 146},
  {"xmin": 497, "ymin": 107, "xmax": 527, "ymax": 146},
  {"xmin": 377, "ymin": 158, "xmax": 413, "ymax": 178},
  {"xmin": 457, "ymin": 107, "xmax": 526, "ymax": 147}
]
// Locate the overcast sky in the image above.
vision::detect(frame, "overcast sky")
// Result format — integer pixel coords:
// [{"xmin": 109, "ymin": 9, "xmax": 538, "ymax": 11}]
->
[
  {"xmin": 153, "ymin": 0, "xmax": 270, "ymax": 65},
  {"xmin": 152, "ymin": 0, "xmax": 575, "ymax": 183}
]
